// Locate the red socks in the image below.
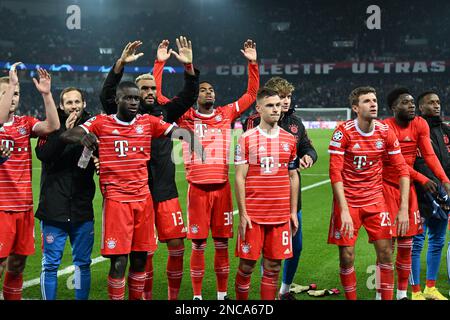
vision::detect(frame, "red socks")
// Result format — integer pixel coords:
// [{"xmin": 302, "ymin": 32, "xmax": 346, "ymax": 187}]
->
[
  {"xmin": 190, "ymin": 240, "xmax": 206, "ymax": 296},
  {"xmin": 107, "ymin": 276, "xmax": 125, "ymax": 300},
  {"xmin": 167, "ymin": 245, "xmax": 184, "ymax": 300},
  {"xmin": 235, "ymin": 266, "xmax": 252, "ymax": 300},
  {"xmin": 339, "ymin": 266, "xmax": 357, "ymax": 300},
  {"xmin": 3, "ymin": 271, "xmax": 23, "ymax": 300},
  {"xmin": 143, "ymin": 251, "xmax": 154, "ymax": 300},
  {"xmin": 128, "ymin": 271, "xmax": 146, "ymax": 300},
  {"xmin": 377, "ymin": 262, "xmax": 394, "ymax": 300},
  {"xmin": 260, "ymin": 269, "xmax": 279, "ymax": 300},
  {"xmin": 396, "ymin": 238, "xmax": 412, "ymax": 291},
  {"xmin": 214, "ymin": 240, "xmax": 229, "ymax": 293}
]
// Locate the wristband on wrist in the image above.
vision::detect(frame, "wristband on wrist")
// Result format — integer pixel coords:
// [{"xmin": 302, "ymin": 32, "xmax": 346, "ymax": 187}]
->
[{"xmin": 184, "ymin": 63, "xmax": 193, "ymax": 72}]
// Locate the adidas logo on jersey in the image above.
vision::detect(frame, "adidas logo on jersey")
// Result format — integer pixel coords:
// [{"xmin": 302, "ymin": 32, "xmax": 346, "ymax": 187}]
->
[
  {"xmin": 353, "ymin": 143, "xmax": 361, "ymax": 149},
  {"xmin": 112, "ymin": 129, "xmax": 120, "ymax": 135},
  {"xmin": 284, "ymin": 248, "xmax": 291, "ymax": 255},
  {"xmin": 259, "ymin": 146, "xmax": 266, "ymax": 152},
  {"xmin": 403, "ymin": 136, "xmax": 412, "ymax": 141}
]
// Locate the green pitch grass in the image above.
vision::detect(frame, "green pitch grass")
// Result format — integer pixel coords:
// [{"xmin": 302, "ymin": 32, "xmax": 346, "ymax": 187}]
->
[{"xmin": 11, "ymin": 129, "xmax": 450, "ymax": 300}]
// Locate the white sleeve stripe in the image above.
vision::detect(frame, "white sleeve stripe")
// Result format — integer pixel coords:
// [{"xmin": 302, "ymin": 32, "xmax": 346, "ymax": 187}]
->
[
  {"xmin": 164, "ymin": 124, "xmax": 174, "ymax": 136},
  {"xmin": 235, "ymin": 160, "xmax": 248, "ymax": 165},
  {"xmin": 328, "ymin": 150, "xmax": 345, "ymax": 155},
  {"xmin": 388, "ymin": 150, "xmax": 401, "ymax": 155},
  {"xmin": 235, "ymin": 101, "xmax": 240, "ymax": 113},
  {"xmin": 80, "ymin": 125, "xmax": 90, "ymax": 134},
  {"xmin": 31, "ymin": 121, "xmax": 41, "ymax": 133}
]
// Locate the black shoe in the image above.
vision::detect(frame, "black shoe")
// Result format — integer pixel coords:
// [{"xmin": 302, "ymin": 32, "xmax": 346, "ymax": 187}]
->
[{"xmin": 279, "ymin": 292, "xmax": 297, "ymax": 300}]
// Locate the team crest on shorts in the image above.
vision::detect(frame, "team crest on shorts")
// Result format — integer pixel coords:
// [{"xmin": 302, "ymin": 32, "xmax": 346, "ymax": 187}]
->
[
  {"xmin": 241, "ymin": 243, "xmax": 251, "ymax": 254},
  {"xmin": 106, "ymin": 238, "xmax": 117, "ymax": 249},
  {"xmin": 18, "ymin": 127, "xmax": 27, "ymax": 135},
  {"xmin": 332, "ymin": 131, "xmax": 343, "ymax": 141},
  {"xmin": 190, "ymin": 224, "xmax": 199, "ymax": 234},
  {"xmin": 0, "ymin": 242, "xmax": 4, "ymax": 252},
  {"xmin": 45, "ymin": 233, "xmax": 55, "ymax": 244},
  {"xmin": 281, "ymin": 143, "xmax": 290, "ymax": 152},
  {"xmin": 375, "ymin": 140, "xmax": 384, "ymax": 149},
  {"xmin": 215, "ymin": 115, "xmax": 222, "ymax": 122},
  {"xmin": 135, "ymin": 125, "xmax": 144, "ymax": 134},
  {"xmin": 334, "ymin": 231, "xmax": 341, "ymax": 240}
]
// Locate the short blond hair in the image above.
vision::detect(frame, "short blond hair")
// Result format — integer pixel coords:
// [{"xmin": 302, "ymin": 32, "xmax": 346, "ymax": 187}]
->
[
  {"xmin": 135, "ymin": 73, "xmax": 154, "ymax": 85},
  {"xmin": 264, "ymin": 77, "xmax": 294, "ymax": 96}
]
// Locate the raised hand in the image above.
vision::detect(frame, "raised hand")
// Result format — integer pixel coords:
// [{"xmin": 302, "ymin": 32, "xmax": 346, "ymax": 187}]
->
[
  {"xmin": 9, "ymin": 62, "xmax": 23, "ymax": 86},
  {"xmin": 240, "ymin": 39, "xmax": 257, "ymax": 63},
  {"xmin": 119, "ymin": 41, "xmax": 144, "ymax": 65},
  {"xmin": 171, "ymin": 36, "xmax": 193, "ymax": 64},
  {"xmin": 157, "ymin": 40, "xmax": 172, "ymax": 62},
  {"xmin": 65, "ymin": 111, "xmax": 78, "ymax": 129},
  {"xmin": 33, "ymin": 68, "xmax": 52, "ymax": 95}
]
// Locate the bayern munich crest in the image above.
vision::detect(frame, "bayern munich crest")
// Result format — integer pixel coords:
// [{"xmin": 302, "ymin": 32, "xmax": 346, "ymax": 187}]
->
[
  {"xmin": 241, "ymin": 243, "xmax": 251, "ymax": 254},
  {"xmin": 45, "ymin": 233, "xmax": 55, "ymax": 244},
  {"xmin": 106, "ymin": 238, "xmax": 117, "ymax": 249},
  {"xmin": 332, "ymin": 130, "xmax": 343, "ymax": 141},
  {"xmin": 190, "ymin": 224, "xmax": 199, "ymax": 234},
  {"xmin": 282, "ymin": 143, "xmax": 290, "ymax": 152},
  {"xmin": 215, "ymin": 115, "xmax": 222, "ymax": 122},
  {"xmin": 135, "ymin": 125, "xmax": 144, "ymax": 134},
  {"xmin": 18, "ymin": 127, "xmax": 27, "ymax": 135},
  {"xmin": 289, "ymin": 124, "xmax": 298, "ymax": 134},
  {"xmin": 334, "ymin": 231, "xmax": 341, "ymax": 240},
  {"xmin": 375, "ymin": 140, "xmax": 384, "ymax": 149}
]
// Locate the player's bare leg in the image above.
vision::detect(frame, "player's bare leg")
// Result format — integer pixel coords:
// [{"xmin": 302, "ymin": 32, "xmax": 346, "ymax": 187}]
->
[
  {"xmin": 373, "ymin": 239, "xmax": 394, "ymax": 300},
  {"xmin": 235, "ymin": 258, "xmax": 256, "ymax": 300},
  {"xmin": 338, "ymin": 246, "xmax": 357, "ymax": 300},
  {"xmin": 166, "ymin": 238, "xmax": 184, "ymax": 300},
  {"xmin": 3, "ymin": 254, "xmax": 27, "ymax": 300},
  {"xmin": 213, "ymin": 237, "xmax": 229, "ymax": 300},
  {"xmin": 261, "ymin": 258, "xmax": 282, "ymax": 300},
  {"xmin": 107, "ymin": 254, "xmax": 127, "ymax": 300},
  {"xmin": 190, "ymin": 238, "xmax": 207, "ymax": 300}
]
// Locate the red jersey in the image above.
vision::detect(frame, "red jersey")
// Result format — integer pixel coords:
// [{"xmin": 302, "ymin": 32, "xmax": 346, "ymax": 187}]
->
[
  {"xmin": 0, "ymin": 115, "xmax": 40, "ymax": 212},
  {"xmin": 235, "ymin": 126, "xmax": 297, "ymax": 224},
  {"xmin": 382, "ymin": 117, "xmax": 450, "ymax": 186},
  {"xmin": 154, "ymin": 60, "xmax": 260, "ymax": 184},
  {"xmin": 329, "ymin": 119, "xmax": 409, "ymax": 207},
  {"xmin": 80, "ymin": 114, "xmax": 172, "ymax": 202}
]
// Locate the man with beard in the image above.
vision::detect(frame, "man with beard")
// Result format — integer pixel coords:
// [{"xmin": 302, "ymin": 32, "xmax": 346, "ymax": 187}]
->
[
  {"xmin": 35, "ymin": 87, "xmax": 96, "ymax": 300},
  {"xmin": 410, "ymin": 91, "xmax": 450, "ymax": 300},
  {"xmin": 100, "ymin": 37, "xmax": 199, "ymax": 300},
  {"xmin": 380, "ymin": 88, "xmax": 450, "ymax": 300}
]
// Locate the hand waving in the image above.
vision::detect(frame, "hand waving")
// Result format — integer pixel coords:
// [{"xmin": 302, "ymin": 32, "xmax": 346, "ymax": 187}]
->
[
  {"xmin": 33, "ymin": 68, "xmax": 52, "ymax": 95},
  {"xmin": 119, "ymin": 41, "xmax": 144, "ymax": 64},
  {"xmin": 9, "ymin": 62, "xmax": 23, "ymax": 86},
  {"xmin": 171, "ymin": 36, "xmax": 193, "ymax": 64},
  {"xmin": 240, "ymin": 39, "xmax": 257, "ymax": 63},
  {"xmin": 157, "ymin": 40, "xmax": 172, "ymax": 62}
]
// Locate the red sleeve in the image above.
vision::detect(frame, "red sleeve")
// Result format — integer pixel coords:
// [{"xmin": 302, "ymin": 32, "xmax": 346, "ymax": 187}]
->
[
  {"xmin": 290, "ymin": 137, "xmax": 297, "ymax": 162},
  {"xmin": 385, "ymin": 127, "xmax": 409, "ymax": 178},
  {"xmin": 148, "ymin": 115, "xmax": 173, "ymax": 138},
  {"xmin": 27, "ymin": 116, "xmax": 41, "ymax": 138},
  {"xmin": 408, "ymin": 166, "xmax": 429, "ymax": 185},
  {"xmin": 328, "ymin": 125, "xmax": 348, "ymax": 184},
  {"xmin": 417, "ymin": 118, "xmax": 450, "ymax": 183},
  {"xmin": 153, "ymin": 60, "xmax": 172, "ymax": 105},
  {"xmin": 79, "ymin": 115, "xmax": 102, "ymax": 137},
  {"xmin": 223, "ymin": 63, "xmax": 259, "ymax": 120},
  {"xmin": 235, "ymin": 135, "xmax": 248, "ymax": 165}
]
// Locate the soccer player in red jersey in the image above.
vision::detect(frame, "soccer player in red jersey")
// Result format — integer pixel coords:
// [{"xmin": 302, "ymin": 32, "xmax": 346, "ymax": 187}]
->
[
  {"xmin": 234, "ymin": 87, "xmax": 299, "ymax": 300},
  {"xmin": 154, "ymin": 39, "xmax": 259, "ymax": 300},
  {"xmin": 0, "ymin": 63, "xmax": 60, "ymax": 300},
  {"xmin": 328, "ymin": 86, "xmax": 410, "ymax": 300},
  {"xmin": 61, "ymin": 81, "xmax": 202, "ymax": 300},
  {"xmin": 380, "ymin": 88, "xmax": 450, "ymax": 300}
]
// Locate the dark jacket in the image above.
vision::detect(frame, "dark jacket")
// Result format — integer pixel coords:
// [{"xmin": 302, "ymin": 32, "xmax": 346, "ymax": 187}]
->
[
  {"xmin": 414, "ymin": 115, "xmax": 450, "ymax": 219},
  {"xmin": 99, "ymin": 63, "xmax": 199, "ymax": 202},
  {"xmin": 35, "ymin": 109, "xmax": 96, "ymax": 223},
  {"xmin": 243, "ymin": 107, "xmax": 318, "ymax": 210}
]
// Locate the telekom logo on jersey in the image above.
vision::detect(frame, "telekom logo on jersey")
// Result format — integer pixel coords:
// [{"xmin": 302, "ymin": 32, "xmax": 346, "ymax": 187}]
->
[
  {"xmin": 1, "ymin": 140, "xmax": 14, "ymax": 150},
  {"xmin": 353, "ymin": 155, "xmax": 373, "ymax": 170},
  {"xmin": 114, "ymin": 140, "xmax": 128, "ymax": 157}
]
